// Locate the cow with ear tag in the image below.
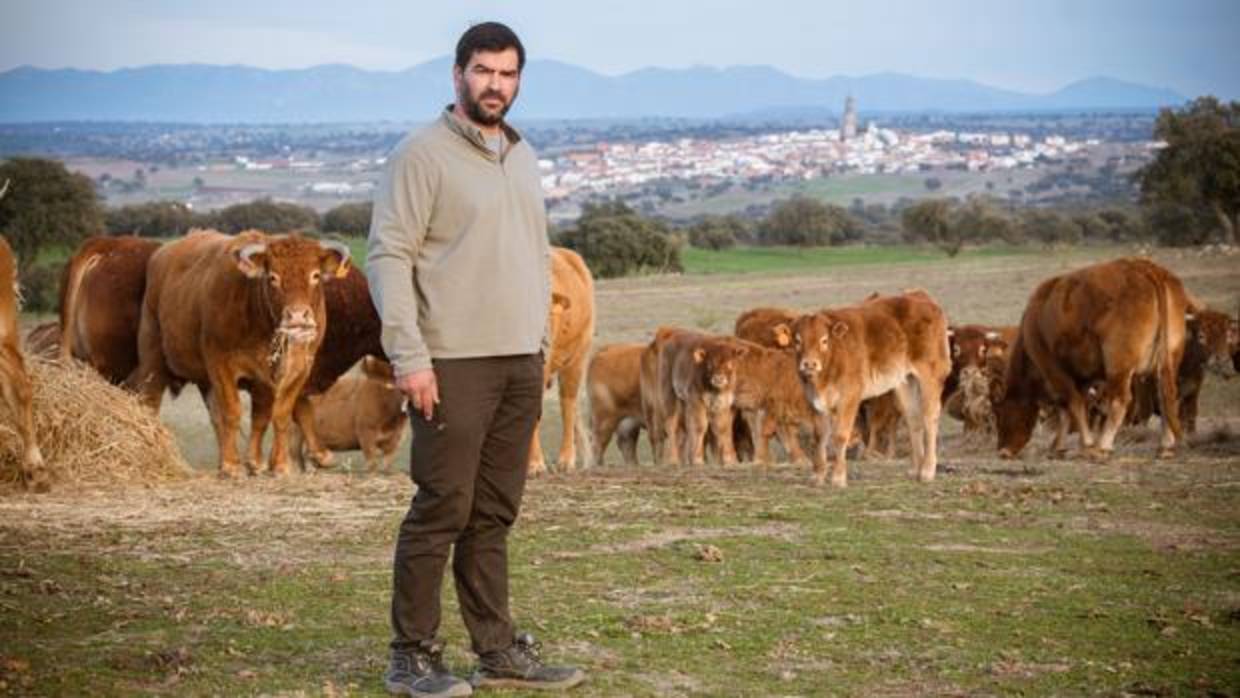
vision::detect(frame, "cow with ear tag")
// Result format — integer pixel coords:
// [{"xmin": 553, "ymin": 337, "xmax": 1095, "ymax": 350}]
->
[
  {"xmin": 792, "ymin": 290, "xmax": 951, "ymax": 487},
  {"xmin": 133, "ymin": 229, "xmax": 350, "ymax": 478}
]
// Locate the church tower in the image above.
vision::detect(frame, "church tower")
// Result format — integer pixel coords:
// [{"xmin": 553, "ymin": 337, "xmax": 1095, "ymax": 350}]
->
[{"xmin": 841, "ymin": 95, "xmax": 858, "ymax": 142}]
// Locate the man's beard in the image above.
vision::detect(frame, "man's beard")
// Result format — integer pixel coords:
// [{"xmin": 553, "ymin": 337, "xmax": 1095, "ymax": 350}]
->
[{"xmin": 462, "ymin": 86, "xmax": 516, "ymax": 126}]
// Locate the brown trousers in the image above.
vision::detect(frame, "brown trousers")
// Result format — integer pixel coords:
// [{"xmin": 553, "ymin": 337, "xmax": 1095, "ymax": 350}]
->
[{"xmin": 390, "ymin": 353, "xmax": 543, "ymax": 655}]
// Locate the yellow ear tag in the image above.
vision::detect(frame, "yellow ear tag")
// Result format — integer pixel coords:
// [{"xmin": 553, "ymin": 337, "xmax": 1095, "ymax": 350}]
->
[{"xmin": 335, "ymin": 263, "xmax": 350, "ymax": 279}]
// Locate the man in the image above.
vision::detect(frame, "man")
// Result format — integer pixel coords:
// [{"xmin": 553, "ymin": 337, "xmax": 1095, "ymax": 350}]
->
[{"xmin": 367, "ymin": 21, "xmax": 585, "ymax": 698}]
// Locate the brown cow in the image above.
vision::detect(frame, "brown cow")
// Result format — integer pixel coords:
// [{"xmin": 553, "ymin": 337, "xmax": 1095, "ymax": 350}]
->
[
  {"xmin": 529, "ymin": 247, "xmax": 595, "ymax": 475},
  {"xmin": 59, "ymin": 236, "xmax": 161, "ymax": 384},
  {"xmin": 587, "ymin": 342, "xmax": 646, "ymax": 467},
  {"xmin": 995, "ymin": 258, "xmax": 1190, "ymax": 460},
  {"xmin": 292, "ymin": 356, "xmax": 407, "ymax": 472},
  {"xmin": 734, "ymin": 307, "xmax": 799, "ymax": 350},
  {"xmin": 732, "ymin": 341, "xmax": 818, "ymax": 467},
  {"xmin": 0, "ymin": 234, "xmax": 46, "ymax": 489},
  {"xmin": 792, "ymin": 290, "xmax": 951, "ymax": 487},
  {"xmin": 1125, "ymin": 307, "xmax": 1239, "ymax": 435},
  {"xmin": 133, "ymin": 229, "xmax": 349, "ymax": 478},
  {"xmin": 943, "ymin": 324, "xmax": 1018, "ymax": 433},
  {"xmin": 641, "ymin": 328, "xmax": 748, "ymax": 466}
]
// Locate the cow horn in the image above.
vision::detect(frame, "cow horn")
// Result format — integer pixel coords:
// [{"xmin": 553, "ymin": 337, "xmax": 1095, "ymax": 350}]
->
[
  {"xmin": 239, "ymin": 242, "xmax": 267, "ymax": 263},
  {"xmin": 320, "ymin": 239, "xmax": 352, "ymax": 278},
  {"xmin": 0, "ymin": 179, "xmax": 9, "ymax": 199}
]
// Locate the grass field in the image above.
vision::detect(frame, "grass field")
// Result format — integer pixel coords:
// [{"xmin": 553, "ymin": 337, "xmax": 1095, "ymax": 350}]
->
[{"xmin": 3, "ymin": 245, "xmax": 1239, "ymax": 696}]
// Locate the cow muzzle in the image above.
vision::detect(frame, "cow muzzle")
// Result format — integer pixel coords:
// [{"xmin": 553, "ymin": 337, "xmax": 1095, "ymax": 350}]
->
[
  {"xmin": 279, "ymin": 306, "xmax": 319, "ymax": 344},
  {"xmin": 799, "ymin": 358, "xmax": 822, "ymax": 376}
]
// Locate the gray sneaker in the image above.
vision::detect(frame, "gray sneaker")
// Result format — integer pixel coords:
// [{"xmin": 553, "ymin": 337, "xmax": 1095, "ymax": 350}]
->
[
  {"xmin": 470, "ymin": 632, "xmax": 586, "ymax": 691},
  {"xmin": 385, "ymin": 641, "xmax": 472, "ymax": 697}
]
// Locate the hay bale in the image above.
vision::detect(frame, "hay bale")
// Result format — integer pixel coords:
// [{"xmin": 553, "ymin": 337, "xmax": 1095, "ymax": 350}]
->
[{"xmin": 0, "ymin": 358, "xmax": 189, "ymax": 491}]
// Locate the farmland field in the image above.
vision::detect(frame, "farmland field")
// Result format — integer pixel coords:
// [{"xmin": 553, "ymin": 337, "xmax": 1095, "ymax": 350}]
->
[{"xmin": 2, "ymin": 245, "xmax": 1239, "ymax": 696}]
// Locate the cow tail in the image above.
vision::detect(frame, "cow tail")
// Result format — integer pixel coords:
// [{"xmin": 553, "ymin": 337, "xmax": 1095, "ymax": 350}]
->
[
  {"xmin": 58, "ymin": 252, "xmax": 101, "ymax": 363},
  {"xmin": 1149, "ymin": 272, "xmax": 1185, "ymax": 442}
]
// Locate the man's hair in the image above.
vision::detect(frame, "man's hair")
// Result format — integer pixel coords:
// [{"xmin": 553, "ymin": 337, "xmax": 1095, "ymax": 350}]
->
[{"xmin": 455, "ymin": 22, "xmax": 525, "ymax": 72}]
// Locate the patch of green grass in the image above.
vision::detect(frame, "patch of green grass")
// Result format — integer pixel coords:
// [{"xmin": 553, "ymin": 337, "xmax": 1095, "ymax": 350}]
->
[{"xmin": 681, "ymin": 244, "xmax": 1034, "ymax": 275}]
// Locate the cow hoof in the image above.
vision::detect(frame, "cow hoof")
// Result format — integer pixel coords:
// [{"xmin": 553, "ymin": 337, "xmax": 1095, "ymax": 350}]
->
[
  {"xmin": 1084, "ymin": 447, "xmax": 1111, "ymax": 462},
  {"xmin": 218, "ymin": 465, "xmax": 243, "ymax": 480},
  {"xmin": 998, "ymin": 448, "xmax": 1016, "ymax": 460},
  {"xmin": 268, "ymin": 464, "xmax": 291, "ymax": 478},
  {"xmin": 1156, "ymin": 447, "xmax": 1176, "ymax": 459},
  {"xmin": 312, "ymin": 450, "xmax": 336, "ymax": 469},
  {"xmin": 22, "ymin": 471, "xmax": 52, "ymax": 494},
  {"xmin": 527, "ymin": 462, "xmax": 546, "ymax": 478}
]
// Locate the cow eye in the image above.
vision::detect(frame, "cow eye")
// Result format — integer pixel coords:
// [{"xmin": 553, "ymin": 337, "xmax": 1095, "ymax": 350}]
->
[
  {"xmin": 310, "ymin": 270, "xmax": 321, "ymax": 285},
  {"xmin": 794, "ymin": 334, "xmax": 802, "ymax": 347},
  {"xmin": 268, "ymin": 273, "xmax": 281, "ymax": 287},
  {"xmin": 819, "ymin": 335, "xmax": 829, "ymax": 349}
]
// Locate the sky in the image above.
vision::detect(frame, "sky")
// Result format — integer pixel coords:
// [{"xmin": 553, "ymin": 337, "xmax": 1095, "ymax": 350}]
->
[{"xmin": 2, "ymin": 0, "xmax": 1237, "ymax": 99}]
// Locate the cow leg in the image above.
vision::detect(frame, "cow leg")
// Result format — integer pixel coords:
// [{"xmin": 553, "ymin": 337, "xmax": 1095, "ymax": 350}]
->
[
  {"xmin": 913, "ymin": 371, "xmax": 944, "ymax": 482},
  {"xmin": 131, "ymin": 300, "xmax": 169, "ymax": 411},
  {"xmin": 660, "ymin": 402, "xmax": 683, "ymax": 466},
  {"xmin": 203, "ymin": 376, "xmax": 244, "ymax": 479},
  {"xmin": 707, "ymin": 406, "xmax": 737, "ymax": 466},
  {"xmin": 1180, "ymin": 387, "xmax": 1199, "ymax": 437},
  {"xmin": 1155, "ymin": 361, "xmax": 1184, "ymax": 457},
  {"xmin": 1094, "ymin": 372, "xmax": 1134, "ymax": 455},
  {"xmin": 891, "ymin": 384, "xmax": 926, "ymax": 480},
  {"xmin": 684, "ymin": 402, "xmax": 711, "ymax": 467},
  {"xmin": 742, "ymin": 409, "xmax": 770, "ymax": 467},
  {"xmin": 293, "ymin": 396, "xmax": 334, "ymax": 468},
  {"xmin": 616, "ymin": 418, "xmax": 641, "ymax": 467},
  {"xmin": 0, "ymin": 349, "xmax": 46, "ymax": 490},
  {"xmin": 810, "ymin": 412, "xmax": 832, "ymax": 484},
  {"xmin": 246, "ymin": 383, "xmax": 274, "ymax": 476},
  {"xmin": 554, "ymin": 356, "xmax": 586, "ymax": 472},
  {"xmin": 1048, "ymin": 408, "xmax": 1071, "ymax": 458},
  {"xmin": 778, "ymin": 421, "xmax": 809, "ymax": 467},
  {"xmin": 527, "ymin": 414, "xmax": 547, "ymax": 476},
  {"xmin": 591, "ymin": 409, "xmax": 621, "ymax": 467},
  {"xmin": 266, "ymin": 383, "xmax": 304, "ymax": 477},
  {"xmin": 822, "ymin": 400, "xmax": 861, "ymax": 488}
]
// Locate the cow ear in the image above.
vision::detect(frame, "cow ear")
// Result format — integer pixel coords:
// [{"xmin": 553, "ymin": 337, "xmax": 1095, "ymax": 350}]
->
[
  {"xmin": 951, "ymin": 343, "xmax": 961, "ymax": 358},
  {"xmin": 831, "ymin": 321, "xmax": 848, "ymax": 338},
  {"xmin": 733, "ymin": 344, "xmax": 748, "ymax": 358},
  {"xmin": 551, "ymin": 291, "xmax": 572, "ymax": 311},
  {"xmin": 946, "ymin": 328, "xmax": 956, "ymax": 340},
  {"xmin": 235, "ymin": 243, "xmax": 268, "ymax": 279},
  {"xmin": 319, "ymin": 240, "xmax": 352, "ymax": 279},
  {"xmin": 772, "ymin": 323, "xmax": 791, "ymax": 347},
  {"xmin": 693, "ymin": 348, "xmax": 706, "ymax": 364}
]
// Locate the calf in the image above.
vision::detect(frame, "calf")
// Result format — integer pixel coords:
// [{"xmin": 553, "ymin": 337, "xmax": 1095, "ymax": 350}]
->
[
  {"xmin": 792, "ymin": 290, "xmax": 951, "ymax": 487},
  {"xmin": 732, "ymin": 341, "xmax": 818, "ymax": 467},
  {"xmin": 734, "ymin": 307, "xmax": 799, "ymax": 350},
  {"xmin": 292, "ymin": 356, "xmax": 407, "ymax": 472},
  {"xmin": 587, "ymin": 342, "xmax": 646, "ymax": 467}
]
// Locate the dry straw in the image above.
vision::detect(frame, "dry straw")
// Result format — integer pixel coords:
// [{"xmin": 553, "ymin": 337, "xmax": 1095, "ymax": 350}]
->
[{"xmin": 0, "ymin": 357, "xmax": 189, "ymax": 491}]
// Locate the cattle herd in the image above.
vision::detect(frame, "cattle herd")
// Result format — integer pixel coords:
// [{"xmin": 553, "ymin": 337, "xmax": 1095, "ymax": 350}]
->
[{"xmin": 1, "ymin": 226, "xmax": 1238, "ymax": 492}]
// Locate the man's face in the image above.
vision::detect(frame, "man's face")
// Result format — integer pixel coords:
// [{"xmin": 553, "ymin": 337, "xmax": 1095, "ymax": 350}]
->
[{"xmin": 453, "ymin": 48, "xmax": 521, "ymax": 127}]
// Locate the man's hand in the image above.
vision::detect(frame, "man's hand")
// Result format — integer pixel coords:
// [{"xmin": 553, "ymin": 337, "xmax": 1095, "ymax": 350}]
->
[{"xmin": 396, "ymin": 368, "xmax": 439, "ymax": 421}]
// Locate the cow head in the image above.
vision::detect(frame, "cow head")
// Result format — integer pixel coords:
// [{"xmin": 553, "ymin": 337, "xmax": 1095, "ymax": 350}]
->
[
  {"xmin": 1188, "ymin": 309, "xmax": 1239, "ymax": 378},
  {"xmin": 234, "ymin": 233, "xmax": 350, "ymax": 344},
  {"xmin": 994, "ymin": 340, "xmax": 1041, "ymax": 458},
  {"xmin": 692, "ymin": 338, "xmax": 747, "ymax": 394},
  {"xmin": 792, "ymin": 312, "xmax": 847, "ymax": 413},
  {"xmin": 948, "ymin": 327, "xmax": 990, "ymax": 370}
]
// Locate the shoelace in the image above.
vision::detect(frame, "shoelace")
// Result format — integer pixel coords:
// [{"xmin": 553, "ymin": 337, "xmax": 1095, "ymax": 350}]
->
[{"xmin": 513, "ymin": 633, "xmax": 543, "ymax": 664}]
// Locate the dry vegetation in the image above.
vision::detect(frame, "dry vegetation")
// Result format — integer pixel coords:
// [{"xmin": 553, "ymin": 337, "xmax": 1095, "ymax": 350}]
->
[{"xmin": 1, "ymin": 245, "xmax": 1238, "ymax": 696}]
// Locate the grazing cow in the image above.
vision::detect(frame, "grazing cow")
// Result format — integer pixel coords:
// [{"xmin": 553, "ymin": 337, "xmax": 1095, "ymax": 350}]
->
[
  {"xmin": 587, "ymin": 342, "xmax": 646, "ymax": 467},
  {"xmin": 734, "ymin": 307, "xmax": 799, "ymax": 350},
  {"xmin": 1124, "ymin": 307, "xmax": 1239, "ymax": 435},
  {"xmin": 530, "ymin": 247, "xmax": 595, "ymax": 475},
  {"xmin": 641, "ymin": 328, "xmax": 748, "ymax": 466},
  {"xmin": 59, "ymin": 236, "xmax": 161, "ymax": 384},
  {"xmin": 23, "ymin": 321, "xmax": 59, "ymax": 360},
  {"xmin": 1, "ymin": 233, "xmax": 46, "ymax": 489},
  {"xmin": 133, "ymin": 229, "xmax": 349, "ymax": 478},
  {"xmin": 943, "ymin": 324, "xmax": 1018, "ymax": 433},
  {"xmin": 792, "ymin": 290, "xmax": 951, "ymax": 487},
  {"xmin": 292, "ymin": 356, "xmax": 407, "ymax": 472},
  {"xmin": 995, "ymin": 258, "xmax": 1190, "ymax": 460},
  {"xmin": 731, "ymin": 341, "xmax": 818, "ymax": 467}
]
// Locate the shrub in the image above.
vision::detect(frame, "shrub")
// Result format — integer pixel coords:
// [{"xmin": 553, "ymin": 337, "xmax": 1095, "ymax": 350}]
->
[{"xmin": 554, "ymin": 202, "xmax": 682, "ymax": 278}]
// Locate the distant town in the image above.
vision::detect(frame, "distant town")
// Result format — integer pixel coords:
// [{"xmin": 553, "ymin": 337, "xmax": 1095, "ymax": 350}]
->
[{"xmin": 0, "ymin": 104, "xmax": 1159, "ymax": 221}]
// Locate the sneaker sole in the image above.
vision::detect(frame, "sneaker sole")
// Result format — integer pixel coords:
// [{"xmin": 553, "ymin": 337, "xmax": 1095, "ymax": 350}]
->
[
  {"xmin": 472, "ymin": 671, "xmax": 586, "ymax": 692},
  {"xmin": 385, "ymin": 679, "xmax": 473, "ymax": 698}
]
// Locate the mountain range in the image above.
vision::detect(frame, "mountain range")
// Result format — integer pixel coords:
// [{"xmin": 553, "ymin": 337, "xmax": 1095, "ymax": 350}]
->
[{"xmin": 0, "ymin": 57, "xmax": 1186, "ymax": 123}]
